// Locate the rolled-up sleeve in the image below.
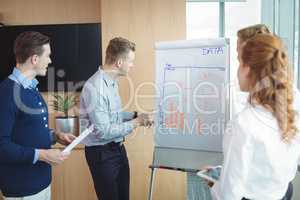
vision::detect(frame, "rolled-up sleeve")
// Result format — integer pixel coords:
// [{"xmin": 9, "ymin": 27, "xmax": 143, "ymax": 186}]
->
[{"xmin": 122, "ymin": 112, "xmax": 134, "ymax": 122}]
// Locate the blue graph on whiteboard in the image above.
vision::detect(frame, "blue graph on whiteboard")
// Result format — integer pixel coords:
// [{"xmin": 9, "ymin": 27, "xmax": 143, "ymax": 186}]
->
[{"xmin": 158, "ymin": 63, "xmax": 226, "ymax": 136}]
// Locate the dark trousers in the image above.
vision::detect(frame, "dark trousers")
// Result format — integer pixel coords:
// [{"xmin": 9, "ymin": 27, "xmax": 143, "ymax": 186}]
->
[
  {"xmin": 242, "ymin": 182, "xmax": 293, "ymax": 200},
  {"xmin": 85, "ymin": 142, "xmax": 130, "ymax": 200}
]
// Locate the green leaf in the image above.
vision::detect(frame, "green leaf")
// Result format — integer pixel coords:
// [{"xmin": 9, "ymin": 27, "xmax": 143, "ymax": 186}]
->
[{"xmin": 51, "ymin": 93, "xmax": 76, "ymax": 115}]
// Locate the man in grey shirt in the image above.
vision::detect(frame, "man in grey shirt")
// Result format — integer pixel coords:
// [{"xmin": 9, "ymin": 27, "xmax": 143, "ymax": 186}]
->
[{"xmin": 80, "ymin": 37, "xmax": 152, "ymax": 200}]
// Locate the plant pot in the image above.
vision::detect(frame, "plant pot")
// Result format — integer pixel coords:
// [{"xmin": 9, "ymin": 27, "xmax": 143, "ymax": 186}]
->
[{"xmin": 55, "ymin": 116, "xmax": 79, "ymax": 136}]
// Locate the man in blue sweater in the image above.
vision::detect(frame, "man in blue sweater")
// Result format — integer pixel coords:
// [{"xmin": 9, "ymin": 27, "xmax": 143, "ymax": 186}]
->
[{"xmin": 0, "ymin": 31, "xmax": 76, "ymax": 199}]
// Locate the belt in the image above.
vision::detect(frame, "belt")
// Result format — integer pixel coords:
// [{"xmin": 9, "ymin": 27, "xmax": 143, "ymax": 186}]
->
[
  {"xmin": 86, "ymin": 141, "xmax": 123, "ymax": 150},
  {"xmin": 106, "ymin": 141, "xmax": 123, "ymax": 147}
]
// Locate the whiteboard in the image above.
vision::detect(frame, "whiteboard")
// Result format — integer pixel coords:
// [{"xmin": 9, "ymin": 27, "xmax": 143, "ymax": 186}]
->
[{"xmin": 154, "ymin": 38, "xmax": 230, "ymax": 152}]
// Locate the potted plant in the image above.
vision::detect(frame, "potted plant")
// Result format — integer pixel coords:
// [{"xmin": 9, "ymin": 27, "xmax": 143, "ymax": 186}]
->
[{"xmin": 52, "ymin": 93, "xmax": 78, "ymax": 136}]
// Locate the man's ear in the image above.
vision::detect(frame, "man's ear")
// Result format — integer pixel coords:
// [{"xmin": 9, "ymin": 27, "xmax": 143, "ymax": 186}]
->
[{"xmin": 30, "ymin": 55, "xmax": 39, "ymax": 65}]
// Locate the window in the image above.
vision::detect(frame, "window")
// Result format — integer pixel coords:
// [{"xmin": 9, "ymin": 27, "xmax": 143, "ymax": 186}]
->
[
  {"xmin": 261, "ymin": 0, "xmax": 300, "ymax": 88},
  {"xmin": 186, "ymin": 0, "xmax": 261, "ymax": 82},
  {"xmin": 225, "ymin": 0, "xmax": 261, "ymax": 80},
  {"xmin": 186, "ymin": 2, "xmax": 219, "ymax": 39},
  {"xmin": 295, "ymin": 0, "xmax": 299, "ymax": 87}
]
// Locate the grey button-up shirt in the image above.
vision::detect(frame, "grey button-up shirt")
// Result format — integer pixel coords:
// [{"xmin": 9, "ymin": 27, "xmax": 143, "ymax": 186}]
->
[{"xmin": 80, "ymin": 69, "xmax": 135, "ymax": 146}]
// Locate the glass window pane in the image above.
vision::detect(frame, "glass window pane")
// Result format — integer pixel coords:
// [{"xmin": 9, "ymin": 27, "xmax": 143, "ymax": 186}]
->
[
  {"xmin": 186, "ymin": 2, "xmax": 219, "ymax": 39},
  {"xmin": 224, "ymin": 0, "xmax": 261, "ymax": 82},
  {"xmin": 225, "ymin": 0, "xmax": 261, "ymax": 37},
  {"xmin": 295, "ymin": 0, "xmax": 299, "ymax": 87}
]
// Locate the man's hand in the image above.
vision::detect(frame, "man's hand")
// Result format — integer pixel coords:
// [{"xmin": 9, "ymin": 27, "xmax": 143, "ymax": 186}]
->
[
  {"xmin": 134, "ymin": 113, "xmax": 154, "ymax": 128},
  {"xmin": 38, "ymin": 149, "xmax": 70, "ymax": 165},
  {"xmin": 56, "ymin": 132, "xmax": 76, "ymax": 145},
  {"xmin": 143, "ymin": 113, "xmax": 154, "ymax": 128},
  {"xmin": 206, "ymin": 180, "xmax": 214, "ymax": 188}
]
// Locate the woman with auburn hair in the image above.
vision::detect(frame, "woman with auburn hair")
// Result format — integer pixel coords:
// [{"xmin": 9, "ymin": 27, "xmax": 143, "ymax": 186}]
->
[
  {"xmin": 237, "ymin": 24, "xmax": 270, "ymax": 48},
  {"xmin": 233, "ymin": 24, "xmax": 271, "ymax": 115},
  {"xmin": 188, "ymin": 24, "xmax": 273, "ymax": 200},
  {"xmin": 210, "ymin": 34, "xmax": 300, "ymax": 200}
]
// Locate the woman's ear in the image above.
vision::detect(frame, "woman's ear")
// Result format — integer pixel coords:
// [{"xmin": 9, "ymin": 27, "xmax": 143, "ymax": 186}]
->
[
  {"xmin": 244, "ymin": 64, "xmax": 251, "ymax": 76},
  {"xmin": 244, "ymin": 64, "xmax": 252, "ymax": 91},
  {"xmin": 116, "ymin": 58, "xmax": 123, "ymax": 68}
]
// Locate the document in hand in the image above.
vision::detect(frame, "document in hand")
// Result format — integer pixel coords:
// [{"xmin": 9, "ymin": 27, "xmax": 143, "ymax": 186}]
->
[
  {"xmin": 62, "ymin": 125, "xmax": 94, "ymax": 154},
  {"xmin": 196, "ymin": 165, "xmax": 222, "ymax": 183}
]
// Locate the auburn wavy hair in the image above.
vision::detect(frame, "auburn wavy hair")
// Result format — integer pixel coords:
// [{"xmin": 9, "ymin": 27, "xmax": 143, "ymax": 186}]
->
[
  {"xmin": 241, "ymin": 34, "xmax": 297, "ymax": 142},
  {"xmin": 237, "ymin": 24, "xmax": 270, "ymax": 42}
]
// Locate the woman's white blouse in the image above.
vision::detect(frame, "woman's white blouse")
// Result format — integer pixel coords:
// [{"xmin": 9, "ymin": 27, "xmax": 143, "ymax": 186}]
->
[{"xmin": 211, "ymin": 88, "xmax": 300, "ymax": 200}]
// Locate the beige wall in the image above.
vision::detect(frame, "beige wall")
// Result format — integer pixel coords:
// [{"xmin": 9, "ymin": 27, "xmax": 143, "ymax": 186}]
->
[
  {"xmin": 101, "ymin": 0, "xmax": 186, "ymax": 199},
  {"xmin": 0, "ymin": 0, "xmax": 101, "ymax": 25},
  {"xmin": 0, "ymin": 0, "xmax": 100, "ymax": 200},
  {"xmin": 0, "ymin": 0, "xmax": 187, "ymax": 199}
]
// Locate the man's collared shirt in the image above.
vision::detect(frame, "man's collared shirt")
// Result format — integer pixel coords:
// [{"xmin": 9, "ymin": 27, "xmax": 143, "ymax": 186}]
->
[
  {"xmin": 8, "ymin": 68, "xmax": 39, "ymax": 90},
  {"xmin": 80, "ymin": 69, "xmax": 134, "ymax": 146}
]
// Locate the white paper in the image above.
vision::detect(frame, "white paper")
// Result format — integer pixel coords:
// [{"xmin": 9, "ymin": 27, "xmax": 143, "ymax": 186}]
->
[
  {"xmin": 62, "ymin": 125, "xmax": 94, "ymax": 154},
  {"xmin": 197, "ymin": 170, "xmax": 217, "ymax": 183},
  {"xmin": 196, "ymin": 165, "xmax": 222, "ymax": 183}
]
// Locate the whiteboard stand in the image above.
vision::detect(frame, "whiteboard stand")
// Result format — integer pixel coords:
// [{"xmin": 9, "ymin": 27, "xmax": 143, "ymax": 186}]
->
[
  {"xmin": 150, "ymin": 38, "xmax": 230, "ymax": 200},
  {"xmin": 147, "ymin": 147, "xmax": 222, "ymax": 200}
]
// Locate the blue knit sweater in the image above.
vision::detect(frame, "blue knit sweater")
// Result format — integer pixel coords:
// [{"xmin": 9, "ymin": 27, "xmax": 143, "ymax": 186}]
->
[{"xmin": 0, "ymin": 78, "xmax": 52, "ymax": 197}]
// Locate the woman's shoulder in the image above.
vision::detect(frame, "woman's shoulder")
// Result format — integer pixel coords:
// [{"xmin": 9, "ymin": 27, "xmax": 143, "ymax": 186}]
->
[
  {"xmin": 230, "ymin": 104, "xmax": 278, "ymax": 138},
  {"xmin": 234, "ymin": 103, "xmax": 274, "ymax": 124}
]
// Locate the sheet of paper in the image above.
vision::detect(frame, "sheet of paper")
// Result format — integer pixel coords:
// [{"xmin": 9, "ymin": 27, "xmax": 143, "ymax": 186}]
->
[
  {"xmin": 196, "ymin": 165, "xmax": 222, "ymax": 183},
  {"xmin": 62, "ymin": 125, "xmax": 94, "ymax": 154},
  {"xmin": 197, "ymin": 170, "xmax": 217, "ymax": 183}
]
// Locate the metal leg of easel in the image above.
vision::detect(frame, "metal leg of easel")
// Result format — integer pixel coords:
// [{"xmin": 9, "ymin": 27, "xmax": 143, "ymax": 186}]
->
[{"xmin": 148, "ymin": 167, "xmax": 157, "ymax": 200}]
